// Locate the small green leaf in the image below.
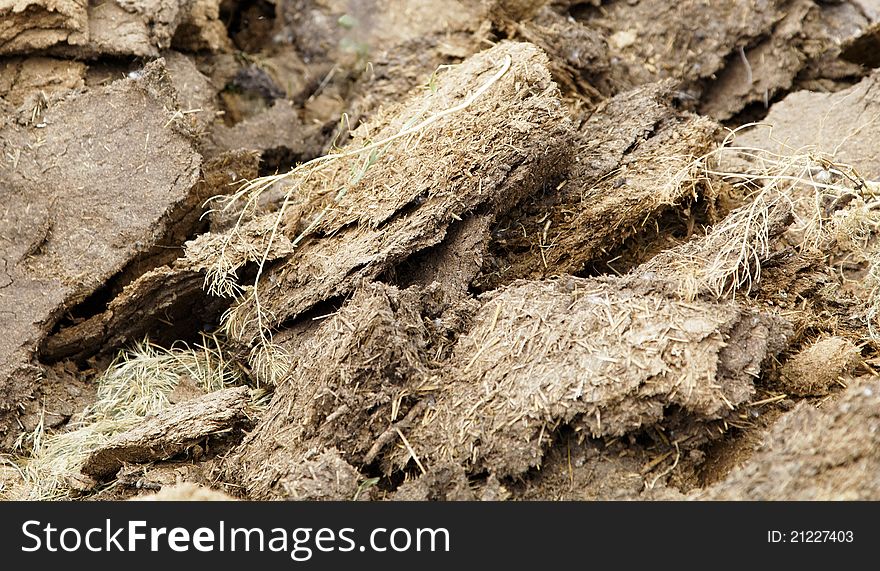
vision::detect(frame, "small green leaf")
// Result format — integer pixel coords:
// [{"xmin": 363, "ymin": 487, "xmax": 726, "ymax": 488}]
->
[
  {"xmin": 353, "ymin": 477, "xmax": 380, "ymax": 500},
  {"xmin": 338, "ymin": 14, "xmax": 358, "ymax": 29}
]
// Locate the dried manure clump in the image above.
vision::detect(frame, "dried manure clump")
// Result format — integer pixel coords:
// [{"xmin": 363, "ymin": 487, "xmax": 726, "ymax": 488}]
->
[
  {"xmin": 80, "ymin": 385, "xmax": 252, "ymax": 481},
  {"xmin": 0, "ymin": 0, "xmax": 229, "ymax": 57},
  {"xmin": 19, "ymin": 339, "xmax": 250, "ymax": 499},
  {"xmin": 8, "ymin": 0, "xmax": 880, "ymax": 501},
  {"xmin": 223, "ymin": 283, "xmax": 431, "ymax": 500},
  {"xmin": 735, "ymin": 71, "xmax": 880, "ymax": 180},
  {"xmin": 227, "ymin": 271, "xmax": 790, "ymax": 498},
  {"xmin": 510, "ymin": 438, "xmax": 674, "ymax": 501},
  {"xmin": 0, "ymin": 56, "xmax": 86, "ymax": 108},
  {"xmin": 699, "ymin": 380, "xmax": 880, "ymax": 500},
  {"xmin": 0, "ymin": 59, "xmax": 202, "ymax": 450},
  {"xmin": 186, "ymin": 41, "xmax": 575, "ymax": 347},
  {"xmin": 480, "ymin": 80, "xmax": 720, "ymax": 289},
  {"xmin": 777, "ymin": 337, "xmax": 861, "ymax": 397},
  {"xmin": 401, "ymin": 277, "xmax": 789, "ymax": 478},
  {"xmin": 0, "ymin": 0, "xmax": 88, "ymax": 55}
]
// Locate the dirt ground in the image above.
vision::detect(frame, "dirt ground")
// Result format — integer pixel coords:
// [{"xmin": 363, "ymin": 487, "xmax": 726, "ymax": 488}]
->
[{"xmin": 3, "ymin": 0, "xmax": 880, "ymax": 501}]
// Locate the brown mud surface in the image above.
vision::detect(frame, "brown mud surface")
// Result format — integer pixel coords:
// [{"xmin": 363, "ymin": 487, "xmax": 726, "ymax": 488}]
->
[{"xmin": 3, "ymin": 0, "xmax": 880, "ymax": 501}]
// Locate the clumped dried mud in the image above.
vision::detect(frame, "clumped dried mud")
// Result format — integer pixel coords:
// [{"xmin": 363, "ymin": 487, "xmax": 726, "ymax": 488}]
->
[{"xmin": 3, "ymin": 0, "xmax": 880, "ymax": 502}]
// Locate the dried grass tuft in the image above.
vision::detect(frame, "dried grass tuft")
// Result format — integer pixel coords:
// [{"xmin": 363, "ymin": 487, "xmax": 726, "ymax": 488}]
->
[
  {"xmin": 0, "ymin": 454, "xmax": 25, "ymax": 500},
  {"xmin": 17, "ymin": 336, "xmax": 245, "ymax": 500},
  {"xmin": 649, "ymin": 124, "xmax": 880, "ymax": 301}
]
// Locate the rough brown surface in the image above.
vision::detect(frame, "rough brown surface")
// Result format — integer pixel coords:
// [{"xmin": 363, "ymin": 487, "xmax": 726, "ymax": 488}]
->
[
  {"xmin": 698, "ymin": 0, "xmax": 813, "ymax": 120},
  {"xmin": 224, "ymin": 283, "xmax": 431, "ymax": 499},
  {"xmin": 402, "ymin": 277, "xmax": 789, "ymax": 478},
  {"xmin": 480, "ymin": 80, "xmax": 719, "ymax": 289},
  {"xmin": 392, "ymin": 462, "xmax": 510, "ymax": 501},
  {"xmin": 0, "ymin": 0, "xmax": 231, "ymax": 57},
  {"xmin": 0, "ymin": 56, "xmax": 85, "ymax": 107},
  {"xmin": 555, "ymin": 0, "xmax": 879, "ymax": 120},
  {"xmin": 0, "ymin": 59, "xmax": 201, "ymax": 449},
  {"xmin": 207, "ymin": 100, "xmax": 312, "ymax": 160},
  {"xmin": 186, "ymin": 41, "xmax": 575, "ymax": 344},
  {"xmin": 699, "ymin": 380, "xmax": 880, "ymax": 500},
  {"xmin": 270, "ymin": 0, "xmax": 484, "ymax": 139},
  {"xmin": 269, "ymin": 448, "xmax": 366, "ymax": 501},
  {"xmin": 568, "ymin": 0, "xmax": 785, "ymax": 94},
  {"xmin": 81, "ymin": 386, "xmax": 251, "ymax": 480},
  {"xmin": 507, "ymin": 6, "xmax": 611, "ymax": 102},
  {"xmin": 391, "ymin": 463, "xmax": 480, "ymax": 501},
  {"xmin": 171, "ymin": 0, "xmax": 231, "ymax": 53},
  {"xmin": 0, "ymin": 0, "xmax": 88, "ymax": 55},
  {"xmin": 6, "ymin": 0, "xmax": 880, "ymax": 502},
  {"xmin": 736, "ymin": 71, "xmax": 880, "ymax": 179},
  {"xmin": 164, "ymin": 50, "xmax": 220, "ymax": 136},
  {"xmin": 40, "ymin": 150, "xmax": 259, "ymax": 364},
  {"xmin": 706, "ymin": 0, "xmax": 880, "ymax": 118},
  {"xmin": 96, "ymin": 461, "xmax": 216, "ymax": 499},
  {"xmin": 226, "ymin": 271, "xmax": 789, "ymax": 498},
  {"xmin": 275, "ymin": 0, "xmax": 480, "ymax": 63},
  {"xmin": 777, "ymin": 337, "xmax": 861, "ymax": 396},
  {"xmin": 509, "ymin": 438, "xmax": 671, "ymax": 501}
]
